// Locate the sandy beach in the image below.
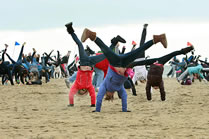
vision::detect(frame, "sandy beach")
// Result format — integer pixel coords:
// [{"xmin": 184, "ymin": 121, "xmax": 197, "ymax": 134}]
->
[{"xmin": 0, "ymin": 78, "xmax": 209, "ymax": 139}]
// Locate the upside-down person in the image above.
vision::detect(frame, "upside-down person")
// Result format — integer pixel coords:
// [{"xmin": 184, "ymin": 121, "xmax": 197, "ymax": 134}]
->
[{"xmin": 128, "ymin": 45, "xmax": 194, "ymax": 101}]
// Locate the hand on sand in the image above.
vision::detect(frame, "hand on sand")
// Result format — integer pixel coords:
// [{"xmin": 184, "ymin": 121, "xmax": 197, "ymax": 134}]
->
[
  {"xmin": 121, "ymin": 110, "xmax": 131, "ymax": 112},
  {"xmin": 92, "ymin": 110, "xmax": 99, "ymax": 112}
]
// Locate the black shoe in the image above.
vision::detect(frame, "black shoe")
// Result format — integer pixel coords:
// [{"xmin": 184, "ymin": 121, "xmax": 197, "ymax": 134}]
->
[
  {"xmin": 181, "ymin": 46, "xmax": 194, "ymax": 54},
  {"xmin": 111, "ymin": 35, "xmax": 126, "ymax": 45},
  {"xmin": 90, "ymin": 104, "xmax": 95, "ymax": 107},
  {"xmin": 144, "ymin": 23, "xmax": 148, "ymax": 28},
  {"xmin": 65, "ymin": 22, "xmax": 74, "ymax": 34},
  {"xmin": 115, "ymin": 35, "xmax": 126, "ymax": 43},
  {"xmin": 67, "ymin": 104, "xmax": 74, "ymax": 107}
]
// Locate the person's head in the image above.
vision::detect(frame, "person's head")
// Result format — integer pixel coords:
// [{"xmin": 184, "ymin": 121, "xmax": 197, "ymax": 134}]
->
[
  {"xmin": 29, "ymin": 71, "xmax": 38, "ymax": 80},
  {"xmin": 153, "ymin": 86, "xmax": 159, "ymax": 90},
  {"xmin": 105, "ymin": 91, "xmax": 114, "ymax": 101},
  {"xmin": 139, "ymin": 76, "xmax": 146, "ymax": 83},
  {"xmin": 29, "ymin": 72, "xmax": 34, "ymax": 79},
  {"xmin": 77, "ymin": 89, "xmax": 88, "ymax": 96},
  {"xmin": 17, "ymin": 65, "xmax": 28, "ymax": 77},
  {"xmin": 21, "ymin": 68, "xmax": 29, "ymax": 77},
  {"xmin": 140, "ymin": 79, "xmax": 146, "ymax": 83}
]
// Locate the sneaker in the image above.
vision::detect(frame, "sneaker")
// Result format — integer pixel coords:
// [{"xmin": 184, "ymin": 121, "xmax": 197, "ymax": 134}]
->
[
  {"xmin": 111, "ymin": 35, "xmax": 126, "ymax": 45},
  {"xmin": 68, "ymin": 104, "xmax": 74, "ymax": 107},
  {"xmin": 181, "ymin": 46, "xmax": 194, "ymax": 54},
  {"xmin": 90, "ymin": 104, "xmax": 95, "ymax": 107},
  {"xmin": 143, "ymin": 23, "xmax": 148, "ymax": 28},
  {"xmin": 65, "ymin": 78, "xmax": 70, "ymax": 88}
]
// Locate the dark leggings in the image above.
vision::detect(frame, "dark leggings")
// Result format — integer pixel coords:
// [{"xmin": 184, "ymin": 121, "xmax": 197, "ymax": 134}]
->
[
  {"xmin": 128, "ymin": 49, "xmax": 186, "ymax": 68},
  {"xmin": 124, "ymin": 77, "xmax": 137, "ymax": 96},
  {"xmin": 6, "ymin": 44, "xmax": 24, "ymax": 69},
  {"xmin": 138, "ymin": 27, "xmax": 147, "ymax": 58},
  {"xmin": 1, "ymin": 48, "xmax": 14, "ymax": 85},
  {"xmin": 94, "ymin": 37, "xmax": 154, "ymax": 67},
  {"xmin": 0, "ymin": 66, "xmax": 14, "ymax": 85}
]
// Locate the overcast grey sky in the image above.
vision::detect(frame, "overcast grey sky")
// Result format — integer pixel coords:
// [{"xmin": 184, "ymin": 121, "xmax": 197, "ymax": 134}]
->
[
  {"xmin": 1, "ymin": 0, "xmax": 209, "ymax": 31},
  {"xmin": 1, "ymin": 0, "xmax": 209, "ymax": 62}
]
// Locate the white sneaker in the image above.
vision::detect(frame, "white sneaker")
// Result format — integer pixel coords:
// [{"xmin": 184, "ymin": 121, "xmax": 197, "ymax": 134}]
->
[
  {"xmin": 65, "ymin": 78, "xmax": 70, "ymax": 88},
  {"xmin": 203, "ymin": 78, "xmax": 208, "ymax": 83}
]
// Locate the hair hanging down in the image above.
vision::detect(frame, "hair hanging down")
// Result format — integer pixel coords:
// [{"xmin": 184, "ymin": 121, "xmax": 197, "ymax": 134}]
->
[{"xmin": 105, "ymin": 92, "xmax": 114, "ymax": 101}]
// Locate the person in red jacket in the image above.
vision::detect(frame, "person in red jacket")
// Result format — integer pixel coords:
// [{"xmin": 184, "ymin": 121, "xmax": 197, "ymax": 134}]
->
[
  {"xmin": 65, "ymin": 22, "xmax": 105, "ymax": 107},
  {"xmin": 65, "ymin": 22, "xmax": 125, "ymax": 107}
]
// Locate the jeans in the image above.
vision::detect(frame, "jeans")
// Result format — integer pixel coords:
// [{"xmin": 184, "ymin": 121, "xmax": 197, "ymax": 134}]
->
[
  {"xmin": 96, "ymin": 67, "xmax": 128, "ymax": 112},
  {"xmin": 92, "ymin": 67, "xmax": 104, "ymax": 89},
  {"xmin": 69, "ymin": 71, "xmax": 77, "ymax": 83},
  {"xmin": 177, "ymin": 69, "xmax": 189, "ymax": 81},
  {"xmin": 70, "ymin": 32, "xmax": 106, "ymax": 66},
  {"xmin": 167, "ymin": 65, "xmax": 176, "ymax": 77}
]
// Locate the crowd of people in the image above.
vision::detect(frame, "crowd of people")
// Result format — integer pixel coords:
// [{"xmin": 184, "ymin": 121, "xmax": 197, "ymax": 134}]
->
[
  {"xmin": 0, "ymin": 43, "xmax": 71, "ymax": 85},
  {"xmin": 1, "ymin": 22, "xmax": 208, "ymax": 112}
]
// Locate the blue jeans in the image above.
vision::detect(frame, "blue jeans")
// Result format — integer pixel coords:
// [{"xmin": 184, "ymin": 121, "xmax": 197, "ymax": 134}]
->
[
  {"xmin": 96, "ymin": 67, "xmax": 128, "ymax": 112},
  {"xmin": 69, "ymin": 71, "xmax": 77, "ymax": 83},
  {"xmin": 92, "ymin": 67, "xmax": 104, "ymax": 88},
  {"xmin": 70, "ymin": 32, "xmax": 106, "ymax": 66}
]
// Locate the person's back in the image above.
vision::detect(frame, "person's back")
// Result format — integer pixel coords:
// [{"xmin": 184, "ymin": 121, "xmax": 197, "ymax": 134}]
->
[
  {"xmin": 188, "ymin": 64, "xmax": 202, "ymax": 74},
  {"xmin": 147, "ymin": 63, "xmax": 164, "ymax": 87},
  {"xmin": 146, "ymin": 63, "xmax": 165, "ymax": 101}
]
